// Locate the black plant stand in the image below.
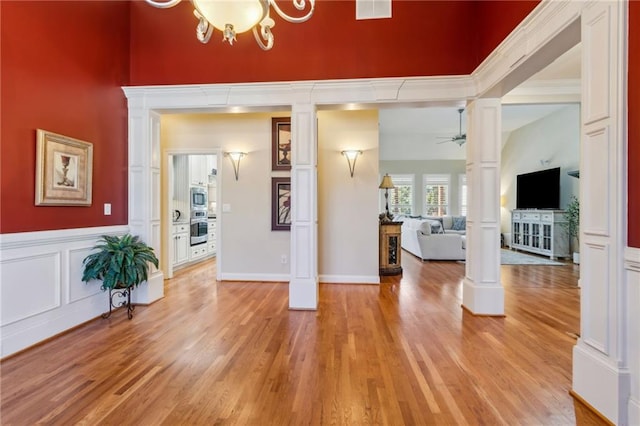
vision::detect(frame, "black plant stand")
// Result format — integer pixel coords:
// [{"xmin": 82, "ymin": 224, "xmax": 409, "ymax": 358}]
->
[{"xmin": 102, "ymin": 286, "xmax": 135, "ymax": 320}]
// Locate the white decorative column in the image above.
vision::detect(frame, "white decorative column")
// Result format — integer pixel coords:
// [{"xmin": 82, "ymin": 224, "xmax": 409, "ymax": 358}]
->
[
  {"xmin": 462, "ymin": 98, "xmax": 504, "ymax": 316},
  {"xmin": 124, "ymin": 95, "xmax": 165, "ymax": 304},
  {"xmin": 289, "ymin": 100, "xmax": 319, "ymax": 310},
  {"xmin": 572, "ymin": 2, "xmax": 631, "ymax": 424}
]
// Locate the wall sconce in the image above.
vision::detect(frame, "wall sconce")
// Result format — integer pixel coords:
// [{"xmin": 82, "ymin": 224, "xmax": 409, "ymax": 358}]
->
[
  {"xmin": 341, "ymin": 150, "xmax": 362, "ymax": 178},
  {"xmin": 225, "ymin": 152, "xmax": 246, "ymax": 181}
]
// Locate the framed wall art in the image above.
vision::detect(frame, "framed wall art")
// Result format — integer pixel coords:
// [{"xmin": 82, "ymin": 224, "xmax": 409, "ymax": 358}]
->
[
  {"xmin": 271, "ymin": 177, "xmax": 291, "ymax": 231},
  {"xmin": 271, "ymin": 117, "xmax": 291, "ymax": 171},
  {"xmin": 35, "ymin": 129, "xmax": 93, "ymax": 206}
]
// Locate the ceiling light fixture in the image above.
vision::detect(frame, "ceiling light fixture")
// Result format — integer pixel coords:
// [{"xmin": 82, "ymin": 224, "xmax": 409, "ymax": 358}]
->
[{"xmin": 145, "ymin": 0, "xmax": 315, "ymax": 50}]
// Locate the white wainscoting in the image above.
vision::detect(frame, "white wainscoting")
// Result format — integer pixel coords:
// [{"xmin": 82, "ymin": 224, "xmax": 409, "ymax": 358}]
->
[
  {"xmin": 626, "ymin": 246, "xmax": 640, "ymax": 425},
  {"xmin": 0, "ymin": 225, "xmax": 128, "ymax": 358}
]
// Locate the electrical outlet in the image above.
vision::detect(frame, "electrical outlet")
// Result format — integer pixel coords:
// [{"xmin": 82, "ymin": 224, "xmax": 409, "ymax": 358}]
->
[
  {"xmin": 281, "ymin": 255, "xmax": 288, "ymax": 264},
  {"xmin": 104, "ymin": 203, "xmax": 111, "ymax": 215}
]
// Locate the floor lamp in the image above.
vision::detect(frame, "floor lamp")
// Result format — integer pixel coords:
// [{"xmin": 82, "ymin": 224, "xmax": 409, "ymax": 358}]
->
[{"xmin": 379, "ymin": 173, "xmax": 395, "ymax": 222}]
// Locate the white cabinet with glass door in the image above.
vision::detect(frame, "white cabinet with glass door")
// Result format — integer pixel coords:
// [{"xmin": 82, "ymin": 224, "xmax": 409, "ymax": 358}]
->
[{"xmin": 511, "ymin": 209, "xmax": 569, "ymax": 259}]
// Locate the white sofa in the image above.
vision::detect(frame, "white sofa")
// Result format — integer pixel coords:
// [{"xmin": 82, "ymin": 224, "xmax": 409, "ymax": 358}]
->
[{"xmin": 399, "ymin": 216, "xmax": 466, "ymax": 261}]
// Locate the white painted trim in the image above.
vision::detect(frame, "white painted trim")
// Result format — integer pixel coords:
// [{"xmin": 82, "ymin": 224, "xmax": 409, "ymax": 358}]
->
[
  {"xmin": 501, "ymin": 79, "xmax": 581, "ymax": 104},
  {"xmin": 163, "ymin": 147, "xmax": 222, "ymax": 281},
  {"xmin": 123, "ymin": 76, "xmax": 476, "ymax": 110},
  {"xmin": 625, "ymin": 246, "xmax": 640, "ymax": 270},
  {"xmin": 218, "ymin": 273, "xmax": 290, "ymax": 282},
  {"xmin": 0, "ymin": 225, "xmax": 129, "ymax": 249},
  {"xmin": 319, "ymin": 275, "xmax": 380, "ymax": 285}
]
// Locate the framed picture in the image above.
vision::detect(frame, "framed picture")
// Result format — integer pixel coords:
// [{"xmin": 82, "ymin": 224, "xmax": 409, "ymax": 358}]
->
[
  {"xmin": 271, "ymin": 177, "xmax": 291, "ymax": 231},
  {"xmin": 35, "ymin": 129, "xmax": 93, "ymax": 206},
  {"xmin": 271, "ymin": 117, "xmax": 291, "ymax": 171}
]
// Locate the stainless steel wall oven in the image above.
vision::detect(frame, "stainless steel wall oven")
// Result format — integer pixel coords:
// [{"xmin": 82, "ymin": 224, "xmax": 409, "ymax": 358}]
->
[{"xmin": 190, "ymin": 213, "xmax": 208, "ymax": 246}]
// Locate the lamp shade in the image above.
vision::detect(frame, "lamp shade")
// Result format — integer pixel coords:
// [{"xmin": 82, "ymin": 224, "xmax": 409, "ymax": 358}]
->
[
  {"xmin": 192, "ymin": 0, "xmax": 267, "ymax": 34},
  {"xmin": 379, "ymin": 174, "xmax": 394, "ymax": 189}
]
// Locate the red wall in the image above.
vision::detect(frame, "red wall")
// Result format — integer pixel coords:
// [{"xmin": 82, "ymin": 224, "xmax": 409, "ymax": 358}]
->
[
  {"xmin": 0, "ymin": 0, "xmax": 538, "ymax": 235},
  {"xmin": 473, "ymin": 1, "xmax": 541, "ymax": 67},
  {"xmin": 0, "ymin": 1, "xmax": 130, "ymax": 234},
  {"xmin": 129, "ymin": 1, "xmax": 538, "ymax": 85},
  {"xmin": 629, "ymin": 1, "xmax": 639, "ymax": 248},
  {"xmin": 3, "ymin": 1, "xmax": 635, "ymax": 247}
]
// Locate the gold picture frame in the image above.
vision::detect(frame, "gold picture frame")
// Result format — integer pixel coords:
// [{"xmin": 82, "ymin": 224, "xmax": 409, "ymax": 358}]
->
[{"xmin": 35, "ymin": 129, "xmax": 93, "ymax": 206}]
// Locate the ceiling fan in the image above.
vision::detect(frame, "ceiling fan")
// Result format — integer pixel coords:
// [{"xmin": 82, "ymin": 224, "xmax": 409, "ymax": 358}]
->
[{"xmin": 437, "ymin": 108, "xmax": 466, "ymax": 146}]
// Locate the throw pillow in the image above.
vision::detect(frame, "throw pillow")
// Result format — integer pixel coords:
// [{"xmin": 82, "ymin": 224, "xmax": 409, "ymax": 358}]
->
[
  {"xmin": 419, "ymin": 221, "xmax": 432, "ymax": 235},
  {"xmin": 425, "ymin": 216, "xmax": 444, "ymax": 234},
  {"xmin": 429, "ymin": 220, "xmax": 444, "ymax": 234},
  {"xmin": 452, "ymin": 216, "xmax": 466, "ymax": 231}
]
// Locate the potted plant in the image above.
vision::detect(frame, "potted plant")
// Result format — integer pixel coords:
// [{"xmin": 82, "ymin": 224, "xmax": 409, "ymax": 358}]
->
[
  {"xmin": 82, "ymin": 234, "xmax": 159, "ymax": 319},
  {"xmin": 564, "ymin": 196, "xmax": 580, "ymax": 264}
]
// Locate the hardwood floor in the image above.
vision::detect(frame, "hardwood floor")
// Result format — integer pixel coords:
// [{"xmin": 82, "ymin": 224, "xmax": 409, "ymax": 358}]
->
[{"xmin": 1, "ymin": 253, "xmax": 607, "ymax": 425}]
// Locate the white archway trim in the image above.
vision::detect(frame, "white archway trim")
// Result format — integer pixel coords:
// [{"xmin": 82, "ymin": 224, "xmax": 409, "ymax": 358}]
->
[{"xmin": 122, "ymin": 1, "xmax": 633, "ymax": 422}]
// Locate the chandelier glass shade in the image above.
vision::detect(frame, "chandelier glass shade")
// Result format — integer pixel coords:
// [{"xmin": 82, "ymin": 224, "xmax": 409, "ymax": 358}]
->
[{"xmin": 145, "ymin": 0, "xmax": 315, "ymax": 50}]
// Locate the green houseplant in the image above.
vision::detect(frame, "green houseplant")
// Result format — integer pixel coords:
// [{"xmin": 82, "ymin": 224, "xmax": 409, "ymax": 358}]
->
[
  {"xmin": 564, "ymin": 196, "xmax": 580, "ymax": 264},
  {"xmin": 82, "ymin": 234, "xmax": 159, "ymax": 318}
]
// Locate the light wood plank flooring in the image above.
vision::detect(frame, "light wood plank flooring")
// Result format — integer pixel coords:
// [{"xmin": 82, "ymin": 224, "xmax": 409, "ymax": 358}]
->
[{"xmin": 1, "ymin": 252, "xmax": 607, "ymax": 425}]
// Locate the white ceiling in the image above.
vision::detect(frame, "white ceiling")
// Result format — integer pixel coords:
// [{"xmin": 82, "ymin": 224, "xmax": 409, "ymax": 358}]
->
[{"xmin": 379, "ymin": 44, "xmax": 581, "ymax": 161}]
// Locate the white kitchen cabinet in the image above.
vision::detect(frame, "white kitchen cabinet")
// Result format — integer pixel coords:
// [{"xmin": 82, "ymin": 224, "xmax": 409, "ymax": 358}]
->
[
  {"xmin": 172, "ymin": 224, "xmax": 190, "ymax": 266},
  {"xmin": 511, "ymin": 209, "xmax": 569, "ymax": 260},
  {"xmin": 190, "ymin": 244, "xmax": 208, "ymax": 260},
  {"xmin": 189, "ymin": 155, "xmax": 208, "ymax": 186}
]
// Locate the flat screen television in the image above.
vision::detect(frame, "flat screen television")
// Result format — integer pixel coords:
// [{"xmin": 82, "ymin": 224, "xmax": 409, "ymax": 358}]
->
[{"xmin": 516, "ymin": 167, "xmax": 561, "ymax": 209}]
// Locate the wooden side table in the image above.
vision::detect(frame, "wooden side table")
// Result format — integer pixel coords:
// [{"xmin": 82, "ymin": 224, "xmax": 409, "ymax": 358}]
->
[{"xmin": 379, "ymin": 221, "xmax": 403, "ymax": 276}]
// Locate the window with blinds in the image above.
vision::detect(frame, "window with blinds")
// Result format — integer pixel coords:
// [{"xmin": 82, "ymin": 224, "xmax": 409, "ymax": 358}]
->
[
  {"xmin": 459, "ymin": 174, "xmax": 467, "ymax": 216},
  {"xmin": 387, "ymin": 174, "xmax": 414, "ymax": 215},
  {"xmin": 424, "ymin": 174, "xmax": 450, "ymax": 216}
]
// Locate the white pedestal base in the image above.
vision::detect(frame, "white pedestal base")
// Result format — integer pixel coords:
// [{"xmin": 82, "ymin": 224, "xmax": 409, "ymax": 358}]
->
[
  {"xmin": 462, "ymin": 278, "xmax": 505, "ymax": 316},
  {"xmin": 289, "ymin": 278, "xmax": 319, "ymax": 310},
  {"xmin": 572, "ymin": 343, "xmax": 630, "ymax": 425},
  {"xmin": 131, "ymin": 271, "xmax": 164, "ymax": 305}
]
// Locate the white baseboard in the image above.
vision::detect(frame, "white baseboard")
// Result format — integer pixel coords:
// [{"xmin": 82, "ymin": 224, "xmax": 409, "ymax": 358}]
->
[
  {"xmin": 319, "ymin": 274, "xmax": 380, "ymax": 285},
  {"xmin": 218, "ymin": 273, "xmax": 290, "ymax": 283}
]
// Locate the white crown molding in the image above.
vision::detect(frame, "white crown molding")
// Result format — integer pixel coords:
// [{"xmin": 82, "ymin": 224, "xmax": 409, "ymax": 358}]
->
[
  {"xmin": 472, "ymin": 0, "xmax": 584, "ymax": 99},
  {"xmin": 123, "ymin": 76, "xmax": 476, "ymax": 111},
  {"xmin": 502, "ymin": 78, "xmax": 581, "ymax": 104}
]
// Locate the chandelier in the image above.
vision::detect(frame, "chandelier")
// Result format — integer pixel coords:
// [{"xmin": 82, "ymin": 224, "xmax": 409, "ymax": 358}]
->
[{"xmin": 145, "ymin": 0, "xmax": 315, "ymax": 50}]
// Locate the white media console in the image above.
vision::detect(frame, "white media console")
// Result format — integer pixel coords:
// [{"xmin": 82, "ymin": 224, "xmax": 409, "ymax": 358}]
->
[{"xmin": 511, "ymin": 209, "xmax": 570, "ymax": 260}]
